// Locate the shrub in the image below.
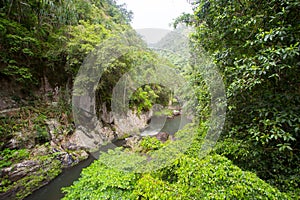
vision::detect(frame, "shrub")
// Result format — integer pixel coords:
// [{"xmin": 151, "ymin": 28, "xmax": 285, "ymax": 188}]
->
[
  {"xmin": 62, "ymin": 150, "xmax": 289, "ymax": 199},
  {"xmin": 140, "ymin": 136, "xmax": 163, "ymax": 152},
  {"xmin": 0, "ymin": 148, "xmax": 29, "ymax": 168}
]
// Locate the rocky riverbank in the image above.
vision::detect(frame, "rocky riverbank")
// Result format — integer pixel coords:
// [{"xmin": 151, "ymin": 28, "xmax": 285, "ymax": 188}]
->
[
  {"xmin": 0, "ymin": 102, "xmax": 154, "ymax": 200},
  {"xmin": 0, "ymin": 114, "xmax": 90, "ymax": 200}
]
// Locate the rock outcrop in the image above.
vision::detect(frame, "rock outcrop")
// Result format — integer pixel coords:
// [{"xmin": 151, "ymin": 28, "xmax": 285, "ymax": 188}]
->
[
  {"xmin": 0, "ymin": 103, "xmax": 153, "ymax": 200},
  {"xmin": 155, "ymin": 132, "xmax": 170, "ymax": 142},
  {"xmin": 0, "ymin": 157, "xmax": 61, "ymax": 200},
  {"xmin": 113, "ymin": 109, "xmax": 153, "ymax": 137}
]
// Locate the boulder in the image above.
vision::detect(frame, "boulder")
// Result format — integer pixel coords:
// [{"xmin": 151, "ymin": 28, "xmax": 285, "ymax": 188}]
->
[
  {"xmin": 62, "ymin": 153, "xmax": 74, "ymax": 166},
  {"xmin": 61, "ymin": 142, "xmax": 81, "ymax": 151},
  {"xmin": 155, "ymin": 132, "xmax": 169, "ymax": 142},
  {"xmin": 114, "ymin": 109, "xmax": 153, "ymax": 136},
  {"xmin": 69, "ymin": 126, "xmax": 103, "ymax": 150}
]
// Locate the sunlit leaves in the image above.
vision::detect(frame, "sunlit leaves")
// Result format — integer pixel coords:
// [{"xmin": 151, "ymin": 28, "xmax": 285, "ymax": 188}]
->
[{"xmin": 63, "ymin": 152, "xmax": 290, "ymax": 199}]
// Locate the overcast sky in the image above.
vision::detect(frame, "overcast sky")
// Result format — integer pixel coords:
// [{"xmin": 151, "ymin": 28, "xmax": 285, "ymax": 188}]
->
[{"xmin": 116, "ymin": 0, "xmax": 193, "ymax": 30}]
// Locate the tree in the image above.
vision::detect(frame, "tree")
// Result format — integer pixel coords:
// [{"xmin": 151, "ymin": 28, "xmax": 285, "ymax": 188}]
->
[{"xmin": 178, "ymin": 0, "xmax": 300, "ymax": 196}]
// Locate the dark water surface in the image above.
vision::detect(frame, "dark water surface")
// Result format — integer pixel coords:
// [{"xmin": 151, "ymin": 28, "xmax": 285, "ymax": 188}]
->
[
  {"xmin": 25, "ymin": 115, "xmax": 190, "ymax": 200},
  {"xmin": 24, "ymin": 155, "xmax": 95, "ymax": 200},
  {"xmin": 24, "ymin": 142, "xmax": 117, "ymax": 200}
]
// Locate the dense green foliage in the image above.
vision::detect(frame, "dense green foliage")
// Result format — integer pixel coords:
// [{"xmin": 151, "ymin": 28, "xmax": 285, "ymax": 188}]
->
[
  {"xmin": 95, "ymin": 48, "xmax": 172, "ymax": 115},
  {"xmin": 176, "ymin": 0, "xmax": 300, "ymax": 197},
  {"xmin": 0, "ymin": 0, "xmax": 170, "ymax": 113},
  {"xmin": 0, "ymin": 1, "xmax": 143, "ymax": 199},
  {"xmin": 0, "ymin": 148, "xmax": 29, "ymax": 168},
  {"xmin": 62, "ymin": 126, "xmax": 289, "ymax": 199},
  {"xmin": 139, "ymin": 136, "xmax": 164, "ymax": 152},
  {"xmin": 2, "ymin": 0, "xmax": 299, "ymax": 199},
  {"xmin": 0, "ymin": 0, "xmax": 131, "ymax": 93},
  {"xmin": 187, "ymin": 0, "xmax": 300, "ymax": 151},
  {"xmin": 130, "ymin": 84, "xmax": 171, "ymax": 113}
]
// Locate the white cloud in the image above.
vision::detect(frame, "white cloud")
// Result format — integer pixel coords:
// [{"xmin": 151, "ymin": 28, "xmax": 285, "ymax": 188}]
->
[{"xmin": 117, "ymin": 0, "xmax": 193, "ymax": 30}]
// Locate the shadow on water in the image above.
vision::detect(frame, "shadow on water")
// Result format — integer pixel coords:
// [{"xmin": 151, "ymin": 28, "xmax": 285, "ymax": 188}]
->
[{"xmin": 25, "ymin": 115, "xmax": 190, "ymax": 200}]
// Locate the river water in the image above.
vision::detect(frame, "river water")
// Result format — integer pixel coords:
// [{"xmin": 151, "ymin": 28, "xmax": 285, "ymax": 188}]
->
[{"xmin": 25, "ymin": 115, "xmax": 188, "ymax": 200}]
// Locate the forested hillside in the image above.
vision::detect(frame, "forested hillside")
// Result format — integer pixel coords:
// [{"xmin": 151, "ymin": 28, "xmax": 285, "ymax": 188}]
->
[
  {"xmin": 0, "ymin": 1, "xmax": 178, "ymax": 199},
  {"xmin": 0, "ymin": 0, "xmax": 132, "ymax": 102},
  {"xmin": 0, "ymin": 0, "xmax": 299, "ymax": 199},
  {"xmin": 176, "ymin": 0, "xmax": 300, "ymax": 197},
  {"xmin": 0, "ymin": 1, "xmax": 137, "ymax": 199}
]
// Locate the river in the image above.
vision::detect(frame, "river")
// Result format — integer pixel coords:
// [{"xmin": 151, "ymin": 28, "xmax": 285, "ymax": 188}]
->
[{"xmin": 25, "ymin": 115, "xmax": 188, "ymax": 200}]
